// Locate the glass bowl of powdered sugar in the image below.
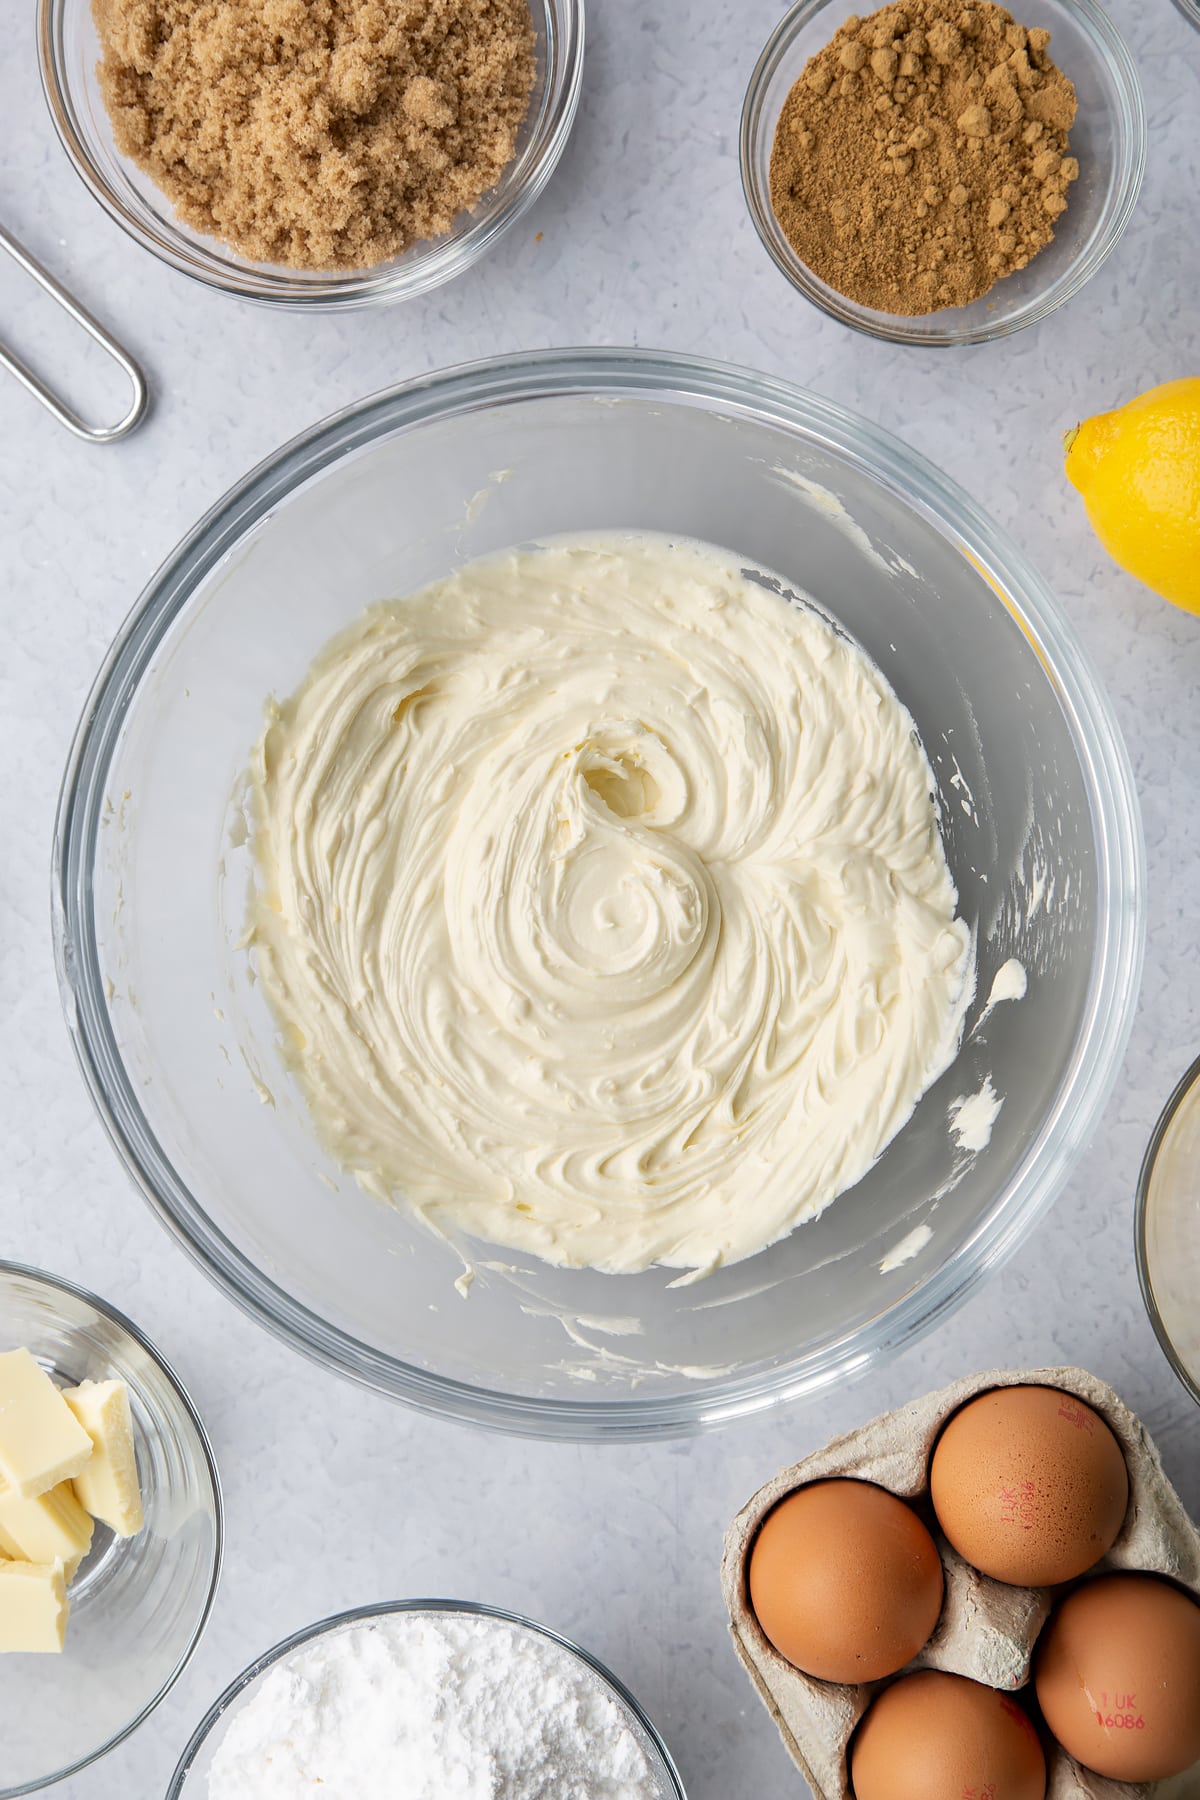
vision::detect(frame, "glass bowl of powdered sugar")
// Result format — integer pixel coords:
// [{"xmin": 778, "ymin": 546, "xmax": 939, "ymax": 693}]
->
[{"xmin": 166, "ymin": 1599, "xmax": 687, "ymax": 1800}]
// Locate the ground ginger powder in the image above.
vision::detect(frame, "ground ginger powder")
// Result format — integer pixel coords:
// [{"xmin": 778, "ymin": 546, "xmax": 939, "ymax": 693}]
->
[
  {"xmin": 769, "ymin": 0, "xmax": 1078, "ymax": 315},
  {"xmin": 93, "ymin": 0, "xmax": 537, "ymax": 270}
]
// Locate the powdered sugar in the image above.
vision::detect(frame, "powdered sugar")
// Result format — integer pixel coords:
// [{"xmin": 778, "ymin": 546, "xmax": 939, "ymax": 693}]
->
[{"xmin": 205, "ymin": 1611, "xmax": 665, "ymax": 1800}]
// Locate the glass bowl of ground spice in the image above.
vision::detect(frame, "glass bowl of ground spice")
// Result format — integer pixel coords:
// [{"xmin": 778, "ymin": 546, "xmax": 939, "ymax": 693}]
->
[
  {"xmin": 741, "ymin": 0, "xmax": 1143, "ymax": 345},
  {"xmin": 38, "ymin": 0, "xmax": 583, "ymax": 308}
]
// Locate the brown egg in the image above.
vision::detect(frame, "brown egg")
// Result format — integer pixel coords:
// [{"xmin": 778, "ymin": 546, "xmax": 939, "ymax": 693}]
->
[
  {"xmin": 747, "ymin": 1478, "xmax": 943, "ymax": 1684},
  {"xmin": 929, "ymin": 1385, "xmax": 1129, "ymax": 1586},
  {"xmin": 1034, "ymin": 1573, "xmax": 1200, "ymax": 1781},
  {"xmin": 851, "ymin": 1670, "xmax": 1046, "ymax": 1800}
]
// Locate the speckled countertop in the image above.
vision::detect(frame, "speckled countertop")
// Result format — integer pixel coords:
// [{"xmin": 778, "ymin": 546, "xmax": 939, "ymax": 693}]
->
[{"xmin": 2, "ymin": 1, "xmax": 1199, "ymax": 1795}]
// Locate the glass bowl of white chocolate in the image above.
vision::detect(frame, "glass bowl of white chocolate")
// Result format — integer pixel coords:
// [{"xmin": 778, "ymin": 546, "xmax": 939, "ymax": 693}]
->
[
  {"xmin": 54, "ymin": 349, "xmax": 1144, "ymax": 1440},
  {"xmin": 0, "ymin": 1262, "xmax": 221, "ymax": 1795}
]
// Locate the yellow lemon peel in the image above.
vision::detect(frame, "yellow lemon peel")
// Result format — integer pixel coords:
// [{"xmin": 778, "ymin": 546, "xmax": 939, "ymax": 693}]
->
[{"xmin": 1064, "ymin": 377, "xmax": 1200, "ymax": 615}]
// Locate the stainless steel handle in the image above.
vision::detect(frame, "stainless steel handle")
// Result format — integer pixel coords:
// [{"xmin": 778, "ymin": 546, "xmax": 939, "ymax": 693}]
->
[{"xmin": 0, "ymin": 222, "xmax": 148, "ymax": 444}]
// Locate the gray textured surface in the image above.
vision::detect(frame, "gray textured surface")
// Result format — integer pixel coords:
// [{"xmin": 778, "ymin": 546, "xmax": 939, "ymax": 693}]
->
[{"xmin": 2, "ymin": 1, "xmax": 1199, "ymax": 1795}]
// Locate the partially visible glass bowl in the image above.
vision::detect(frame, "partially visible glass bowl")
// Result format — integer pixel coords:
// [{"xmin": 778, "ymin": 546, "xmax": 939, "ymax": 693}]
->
[
  {"xmin": 166, "ymin": 1599, "xmax": 687, "ymax": 1798},
  {"xmin": 54, "ymin": 349, "xmax": 1144, "ymax": 1440},
  {"xmin": 1172, "ymin": 0, "xmax": 1200, "ymax": 33},
  {"xmin": 37, "ymin": 0, "xmax": 583, "ymax": 309},
  {"xmin": 1136, "ymin": 1053, "xmax": 1200, "ymax": 1409},
  {"xmin": 0, "ymin": 1262, "xmax": 221, "ymax": 1797},
  {"xmin": 741, "ymin": 0, "xmax": 1145, "ymax": 345}
]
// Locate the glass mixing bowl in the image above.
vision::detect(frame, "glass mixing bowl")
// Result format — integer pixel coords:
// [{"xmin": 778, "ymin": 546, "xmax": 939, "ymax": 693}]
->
[
  {"xmin": 1136, "ymin": 1053, "xmax": 1200, "ymax": 1409},
  {"xmin": 165, "ymin": 1599, "xmax": 686, "ymax": 1798},
  {"xmin": 54, "ymin": 349, "xmax": 1144, "ymax": 1439},
  {"xmin": 38, "ymin": 0, "xmax": 583, "ymax": 309},
  {"xmin": 741, "ymin": 0, "xmax": 1145, "ymax": 346},
  {"xmin": 0, "ymin": 1262, "xmax": 221, "ymax": 1797}
]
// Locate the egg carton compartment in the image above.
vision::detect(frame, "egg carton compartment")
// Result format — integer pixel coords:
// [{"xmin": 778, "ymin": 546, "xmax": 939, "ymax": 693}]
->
[{"xmin": 720, "ymin": 1365, "xmax": 1200, "ymax": 1800}]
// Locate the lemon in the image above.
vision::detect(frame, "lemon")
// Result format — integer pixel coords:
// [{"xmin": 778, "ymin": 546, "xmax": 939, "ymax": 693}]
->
[{"xmin": 1064, "ymin": 378, "xmax": 1200, "ymax": 615}]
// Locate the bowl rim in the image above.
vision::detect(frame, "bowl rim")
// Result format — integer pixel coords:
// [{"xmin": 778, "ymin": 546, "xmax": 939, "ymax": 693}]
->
[
  {"xmin": 36, "ymin": 0, "xmax": 585, "ymax": 310},
  {"xmin": 1134, "ymin": 1051, "xmax": 1200, "ymax": 1410},
  {"xmin": 53, "ymin": 346, "xmax": 1146, "ymax": 1441},
  {"xmin": 164, "ymin": 1596, "xmax": 688, "ymax": 1797},
  {"xmin": 739, "ymin": 0, "xmax": 1147, "ymax": 347},
  {"xmin": 0, "ymin": 1258, "xmax": 224, "ymax": 1799}
]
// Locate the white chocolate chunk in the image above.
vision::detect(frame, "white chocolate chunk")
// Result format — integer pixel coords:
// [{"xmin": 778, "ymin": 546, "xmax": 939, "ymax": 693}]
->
[
  {"xmin": 0, "ymin": 1482, "xmax": 93, "ymax": 1579},
  {"xmin": 0, "ymin": 1350, "xmax": 93, "ymax": 1499},
  {"xmin": 0, "ymin": 1560, "xmax": 69, "ymax": 1652},
  {"xmin": 63, "ymin": 1379, "xmax": 144, "ymax": 1537}
]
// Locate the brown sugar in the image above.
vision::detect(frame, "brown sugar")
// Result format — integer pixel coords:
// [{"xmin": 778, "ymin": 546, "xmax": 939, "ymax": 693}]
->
[
  {"xmin": 93, "ymin": 0, "xmax": 537, "ymax": 271},
  {"xmin": 769, "ymin": 0, "xmax": 1079, "ymax": 316}
]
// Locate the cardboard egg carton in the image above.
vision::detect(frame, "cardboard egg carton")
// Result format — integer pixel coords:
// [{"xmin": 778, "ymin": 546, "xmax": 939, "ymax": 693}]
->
[{"xmin": 721, "ymin": 1366, "xmax": 1200, "ymax": 1800}]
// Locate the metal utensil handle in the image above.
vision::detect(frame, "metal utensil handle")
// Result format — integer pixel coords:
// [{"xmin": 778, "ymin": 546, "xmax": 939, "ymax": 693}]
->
[{"xmin": 0, "ymin": 222, "xmax": 148, "ymax": 444}]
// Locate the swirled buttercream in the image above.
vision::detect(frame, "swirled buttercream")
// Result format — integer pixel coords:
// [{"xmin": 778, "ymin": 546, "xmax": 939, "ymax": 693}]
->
[{"xmin": 247, "ymin": 534, "xmax": 972, "ymax": 1274}]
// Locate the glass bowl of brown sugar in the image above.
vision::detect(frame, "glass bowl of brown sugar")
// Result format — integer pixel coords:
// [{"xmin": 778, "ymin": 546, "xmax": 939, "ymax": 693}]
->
[
  {"xmin": 741, "ymin": 0, "xmax": 1144, "ymax": 346},
  {"xmin": 38, "ymin": 0, "xmax": 583, "ymax": 310}
]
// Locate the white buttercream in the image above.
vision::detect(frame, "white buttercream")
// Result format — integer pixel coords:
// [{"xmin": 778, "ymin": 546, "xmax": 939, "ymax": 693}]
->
[
  {"xmin": 978, "ymin": 957, "xmax": 1027, "ymax": 1026},
  {"xmin": 950, "ymin": 1076, "xmax": 1003, "ymax": 1153},
  {"xmin": 247, "ymin": 534, "xmax": 972, "ymax": 1274},
  {"xmin": 879, "ymin": 1224, "xmax": 934, "ymax": 1273}
]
